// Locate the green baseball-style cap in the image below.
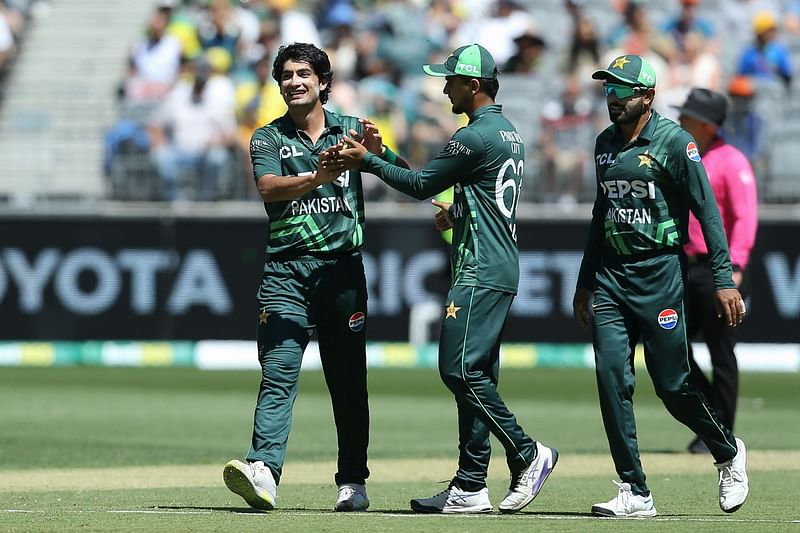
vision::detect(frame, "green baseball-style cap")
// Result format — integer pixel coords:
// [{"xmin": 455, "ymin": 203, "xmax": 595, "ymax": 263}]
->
[
  {"xmin": 592, "ymin": 55, "xmax": 657, "ymax": 88},
  {"xmin": 423, "ymin": 44, "xmax": 498, "ymax": 79}
]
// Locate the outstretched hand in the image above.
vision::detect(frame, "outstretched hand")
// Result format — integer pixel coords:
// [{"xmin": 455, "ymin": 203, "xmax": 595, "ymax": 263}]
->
[
  {"xmin": 349, "ymin": 118, "xmax": 383, "ymax": 155},
  {"xmin": 431, "ymin": 199, "xmax": 453, "ymax": 232},
  {"xmin": 315, "ymin": 145, "xmax": 346, "ymax": 184},
  {"xmin": 338, "ymin": 136, "xmax": 369, "ymax": 170}
]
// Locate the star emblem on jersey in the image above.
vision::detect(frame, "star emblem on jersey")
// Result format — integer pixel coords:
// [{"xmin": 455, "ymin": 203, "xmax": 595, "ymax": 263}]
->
[
  {"xmin": 259, "ymin": 310, "xmax": 270, "ymax": 324},
  {"xmin": 638, "ymin": 150, "xmax": 652, "ymax": 168},
  {"xmin": 445, "ymin": 301, "xmax": 462, "ymax": 319},
  {"xmin": 612, "ymin": 56, "xmax": 630, "ymax": 69}
]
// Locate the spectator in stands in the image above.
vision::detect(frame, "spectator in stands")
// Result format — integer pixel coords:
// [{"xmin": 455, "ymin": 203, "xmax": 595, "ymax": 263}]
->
[
  {"xmin": 538, "ymin": 74, "xmax": 596, "ymax": 204},
  {"xmin": 425, "ymin": 0, "xmax": 464, "ymax": 52},
  {"xmin": 659, "ymin": 30, "xmax": 723, "ymax": 121},
  {"xmin": 563, "ymin": 0, "xmax": 601, "ymax": 81},
  {"xmin": 197, "ymin": 0, "xmax": 242, "ymax": 70},
  {"xmin": 468, "ymin": 0, "xmax": 532, "ymax": 67},
  {"xmin": 660, "ymin": 0, "xmax": 717, "ymax": 54},
  {"xmin": 725, "ymin": 74, "xmax": 765, "ymax": 168},
  {"xmin": 123, "ymin": 3, "xmax": 182, "ymax": 104},
  {"xmin": 268, "ymin": 0, "xmax": 321, "ymax": 46},
  {"xmin": 322, "ymin": 1, "xmax": 358, "ymax": 81},
  {"xmin": 368, "ymin": 0, "xmax": 438, "ymax": 77},
  {"xmin": 504, "ymin": 27, "xmax": 548, "ymax": 76},
  {"xmin": 737, "ymin": 11, "xmax": 793, "ymax": 88},
  {"xmin": 149, "ymin": 55, "xmax": 237, "ymax": 201}
]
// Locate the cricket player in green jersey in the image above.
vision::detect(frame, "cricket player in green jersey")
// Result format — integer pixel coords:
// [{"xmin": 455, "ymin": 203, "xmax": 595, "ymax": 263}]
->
[
  {"xmin": 572, "ymin": 54, "xmax": 750, "ymax": 517},
  {"xmin": 337, "ymin": 44, "xmax": 558, "ymax": 515},
  {"xmin": 222, "ymin": 43, "xmax": 405, "ymax": 513}
]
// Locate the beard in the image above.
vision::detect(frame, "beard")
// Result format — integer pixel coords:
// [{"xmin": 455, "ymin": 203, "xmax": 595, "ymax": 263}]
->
[{"xmin": 609, "ymin": 98, "xmax": 646, "ymax": 124}]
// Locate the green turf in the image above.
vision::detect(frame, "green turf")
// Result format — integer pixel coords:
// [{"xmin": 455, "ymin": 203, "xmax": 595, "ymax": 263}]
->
[{"xmin": 0, "ymin": 367, "xmax": 798, "ymax": 531}]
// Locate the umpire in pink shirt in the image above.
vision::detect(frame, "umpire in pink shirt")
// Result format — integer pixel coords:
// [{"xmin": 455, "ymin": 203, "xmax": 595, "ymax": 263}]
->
[{"xmin": 673, "ymin": 87, "xmax": 758, "ymax": 454}]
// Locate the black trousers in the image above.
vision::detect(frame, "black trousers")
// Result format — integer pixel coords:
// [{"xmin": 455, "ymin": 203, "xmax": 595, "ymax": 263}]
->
[{"xmin": 685, "ymin": 258, "xmax": 741, "ymax": 431}]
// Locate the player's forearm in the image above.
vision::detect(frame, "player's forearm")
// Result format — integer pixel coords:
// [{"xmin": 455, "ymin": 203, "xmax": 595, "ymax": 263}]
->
[
  {"xmin": 362, "ymin": 152, "xmax": 446, "ymax": 200},
  {"xmin": 256, "ymin": 173, "xmax": 322, "ymax": 203},
  {"xmin": 576, "ymin": 202, "xmax": 604, "ymax": 290},
  {"xmin": 698, "ymin": 211, "xmax": 736, "ymax": 289}
]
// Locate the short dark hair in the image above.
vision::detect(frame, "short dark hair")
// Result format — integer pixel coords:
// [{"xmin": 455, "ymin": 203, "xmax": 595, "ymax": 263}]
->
[
  {"xmin": 272, "ymin": 42, "xmax": 334, "ymax": 104},
  {"xmin": 479, "ymin": 77, "xmax": 500, "ymax": 100}
]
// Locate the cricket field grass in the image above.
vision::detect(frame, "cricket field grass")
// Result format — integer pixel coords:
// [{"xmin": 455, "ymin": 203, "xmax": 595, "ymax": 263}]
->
[{"xmin": 0, "ymin": 366, "xmax": 798, "ymax": 532}]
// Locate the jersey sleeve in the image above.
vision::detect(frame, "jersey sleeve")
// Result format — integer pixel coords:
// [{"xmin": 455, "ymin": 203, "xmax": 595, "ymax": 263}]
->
[
  {"xmin": 673, "ymin": 131, "xmax": 735, "ymax": 289},
  {"xmin": 250, "ymin": 127, "xmax": 282, "ymax": 181},
  {"xmin": 362, "ymin": 127, "xmax": 483, "ymax": 200}
]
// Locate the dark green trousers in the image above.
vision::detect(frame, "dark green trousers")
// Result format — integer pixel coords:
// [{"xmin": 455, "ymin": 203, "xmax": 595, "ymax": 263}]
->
[
  {"xmin": 438, "ymin": 285, "xmax": 536, "ymax": 491},
  {"xmin": 247, "ymin": 251, "xmax": 369, "ymax": 487},
  {"xmin": 592, "ymin": 252, "xmax": 737, "ymax": 496}
]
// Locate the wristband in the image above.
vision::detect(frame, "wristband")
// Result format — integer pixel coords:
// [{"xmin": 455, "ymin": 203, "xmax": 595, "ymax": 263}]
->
[{"xmin": 381, "ymin": 145, "xmax": 397, "ymax": 165}]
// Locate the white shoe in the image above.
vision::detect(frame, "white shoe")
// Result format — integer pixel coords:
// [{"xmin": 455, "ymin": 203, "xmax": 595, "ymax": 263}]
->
[
  {"xmin": 410, "ymin": 483, "xmax": 493, "ymax": 513},
  {"xmin": 591, "ymin": 481, "xmax": 657, "ymax": 517},
  {"xmin": 223, "ymin": 459, "xmax": 277, "ymax": 511},
  {"xmin": 335, "ymin": 483, "xmax": 369, "ymax": 512},
  {"xmin": 716, "ymin": 437, "xmax": 749, "ymax": 513},
  {"xmin": 499, "ymin": 441, "xmax": 559, "ymax": 514}
]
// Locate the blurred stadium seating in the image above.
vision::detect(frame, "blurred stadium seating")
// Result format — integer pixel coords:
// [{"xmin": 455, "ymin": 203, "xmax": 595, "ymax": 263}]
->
[{"xmin": 0, "ymin": 0, "xmax": 799, "ymax": 206}]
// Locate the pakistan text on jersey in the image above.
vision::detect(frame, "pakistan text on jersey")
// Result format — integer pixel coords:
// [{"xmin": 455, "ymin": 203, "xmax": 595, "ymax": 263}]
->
[
  {"xmin": 290, "ymin": 196, "xmax": 352, "ymax": 216},
  {"xmin": 605, "ymin": 207, "xmax": 653, "ymax": 225}
]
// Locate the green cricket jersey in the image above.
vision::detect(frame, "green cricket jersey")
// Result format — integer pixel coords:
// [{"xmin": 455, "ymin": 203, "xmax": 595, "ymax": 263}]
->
[
  {"xmin": 250, "ymin": 109, "xmax": 365, "ymax": 255},
  {"xmin": 577, "ymin": 111, "xmax": 735, "ymax": 290},
  {"xmin": 362, "ymin": 104, "xmax": 522, "ymax": 294}
]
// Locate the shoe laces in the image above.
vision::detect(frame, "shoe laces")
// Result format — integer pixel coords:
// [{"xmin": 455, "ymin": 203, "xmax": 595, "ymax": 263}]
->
[
  {"xmin": 509, "ymin": 456, "xmax": 536, "ymax": 490},
  {"xmin": 339, "ymin": 487, "xmax": 358, "ymax": 498},
  {"xmin": 718, "ymin": 463, "xmax": 745, "ymax": 488},
  {"xmin": 612, "ymin": 480, "xmax": 633, "ymax": 512},
  {"xmin": 430, "ymin": 479, "xmax": 458, "ymax": 499},
  {"xmin": 250, "ymin": 461, "xmax": 268, "ymax": 477}
]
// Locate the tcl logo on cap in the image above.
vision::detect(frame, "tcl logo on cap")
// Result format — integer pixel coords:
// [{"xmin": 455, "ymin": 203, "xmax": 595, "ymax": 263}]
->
[
  {"xmin": 349, "ymin": 312, "xmax": 365, "ymax": 332},
  {"xmin": 658, "ymin": 308, "xmax": 679, "ymax": 330},
  {"xmin": 686, "ymin": 142, "xmax": 701, "ymax": 162}
]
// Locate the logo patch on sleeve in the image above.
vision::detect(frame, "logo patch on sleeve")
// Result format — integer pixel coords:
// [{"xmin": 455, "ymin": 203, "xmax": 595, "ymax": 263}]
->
[
  {"xmin": 657, "ymin": 308, "xmax": 679, "ymax": 330},
  {"xmin": 348, "ymin": 312, "xmax": 366, "ymax": 332},
  {"xmin": 686, "ymin": 142, "xmax": 701, "ymax": 162}
]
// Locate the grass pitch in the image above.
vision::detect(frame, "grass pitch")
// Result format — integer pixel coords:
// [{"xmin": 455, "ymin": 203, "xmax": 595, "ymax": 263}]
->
[{"xmin": 0, "ymin": 367, "xmax": 798, "ymax": 532}]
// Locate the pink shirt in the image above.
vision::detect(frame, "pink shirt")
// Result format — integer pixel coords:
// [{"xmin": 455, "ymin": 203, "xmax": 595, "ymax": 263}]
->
[{"xmin": 684, "ymin": 138, "xmax": 758, "ymax": 269}]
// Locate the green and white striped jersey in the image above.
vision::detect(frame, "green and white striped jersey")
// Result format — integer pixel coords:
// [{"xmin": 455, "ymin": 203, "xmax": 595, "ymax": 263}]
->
[
  {"xmin": 577, "ymin": 111, "xmax": 735, "ymax": 290},
  {"xmin": 362, "ymin": 104, "xmax": 523, "ymax": 294},
  {"xmin": 250, "ymin": 110, "xmax": 365, "ymax": 255}
]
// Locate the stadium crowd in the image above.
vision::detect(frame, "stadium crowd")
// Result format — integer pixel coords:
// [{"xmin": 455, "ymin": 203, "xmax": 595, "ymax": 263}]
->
[{"xmin": 97, "ymin": 0, "xmax": 800, "ymax": 203}]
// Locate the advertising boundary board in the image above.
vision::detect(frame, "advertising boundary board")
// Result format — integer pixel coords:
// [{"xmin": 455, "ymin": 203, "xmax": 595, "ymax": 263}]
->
[{"xmin": 1, "ymin": 215, "xmax": 798, "ymax": 343}]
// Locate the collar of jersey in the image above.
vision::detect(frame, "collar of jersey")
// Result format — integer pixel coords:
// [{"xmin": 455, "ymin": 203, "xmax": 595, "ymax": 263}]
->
[
  {"xmin": 468, "ymin": 104, "xmax": 501, "ymax": 124},
  {"xmin": 277, "ymin": 109, "xmax": 344, "ymax": 135},
  {"xmin": 638, "ymin": 110, "xmax": 659, "ymax": 142}
]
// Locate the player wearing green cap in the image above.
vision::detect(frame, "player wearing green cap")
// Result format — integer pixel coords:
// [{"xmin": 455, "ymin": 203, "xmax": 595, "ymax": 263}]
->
[
  {"xmin": 336, "ymin": 43, "xmax": 557, "ymax": 515},
  {"xmin": 572, "ymin": 54, "xmax": 750, "ymax": 517}
]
